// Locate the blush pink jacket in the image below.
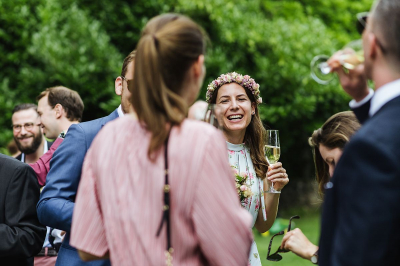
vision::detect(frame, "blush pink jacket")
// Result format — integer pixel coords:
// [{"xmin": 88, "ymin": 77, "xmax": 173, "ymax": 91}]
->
[{"xmin": 71, "ymin": 116, "xmax": 253, "ymax": 266}]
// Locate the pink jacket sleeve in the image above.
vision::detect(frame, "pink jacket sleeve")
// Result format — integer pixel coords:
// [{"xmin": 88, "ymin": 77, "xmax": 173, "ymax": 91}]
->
[
  {"xmin": 192, "ymin": 132, "xmax": 253, "ymax": 265},
  {"xmin": 29, "ymin": 137, "xmax": 63, "ymax": 186}
]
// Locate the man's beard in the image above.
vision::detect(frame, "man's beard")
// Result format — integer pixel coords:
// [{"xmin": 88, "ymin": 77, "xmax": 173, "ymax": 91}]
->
[{"xmin": 15, "ymin": 133, "xmax": 43, "ymax": 155}]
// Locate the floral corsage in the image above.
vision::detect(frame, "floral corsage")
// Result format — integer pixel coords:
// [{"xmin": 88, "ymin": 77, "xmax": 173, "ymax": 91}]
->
[{"xmin": 233, "ymin": 168, "xmax": 253, "ymax": 202}]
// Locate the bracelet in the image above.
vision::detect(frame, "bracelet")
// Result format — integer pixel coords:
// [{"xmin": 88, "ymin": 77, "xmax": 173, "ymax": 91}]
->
[{"xmin": 264, "ymin": 190, "xmax": 281, "ymax": 194}]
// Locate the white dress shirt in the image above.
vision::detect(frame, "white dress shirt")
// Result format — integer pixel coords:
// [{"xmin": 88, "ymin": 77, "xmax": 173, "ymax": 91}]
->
[
  {"xmin": 117, "ymin": 104, "xmax": 125, "ymax": 117},
  {"xmin": 348, "ymin": 79, "xmax": 400, "ymax": 117}
]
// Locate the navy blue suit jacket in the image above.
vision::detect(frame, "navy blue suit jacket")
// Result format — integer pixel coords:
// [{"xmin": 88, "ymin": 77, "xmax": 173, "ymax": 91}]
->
[
  {"xmin": 37, "ymin": 110, "xmax": 118, "ymax": 266},
  {"xmin": 319, "ymin": 96, "xmax": 400, "ymax": 265}
]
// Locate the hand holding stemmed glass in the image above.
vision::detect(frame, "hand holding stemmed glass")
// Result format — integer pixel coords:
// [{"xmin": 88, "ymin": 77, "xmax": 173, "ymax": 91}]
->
[
  {"xmin": 310, "ymin": 12, "xmax": 370, "ymax": 101},
  {"xmin": 190, "ymin": 103, "xmax": 224, "ymax": 130},
  {"xmin": 265, "ymin": 130, "xmax": 289, "ymax": 193},
  {"xmin": 204, "ymin": 104, "xmax": 223, "ymax": 129},
  {"xmin": 310, "ymin": 39, "xmax": 365, "ymax": 85}
]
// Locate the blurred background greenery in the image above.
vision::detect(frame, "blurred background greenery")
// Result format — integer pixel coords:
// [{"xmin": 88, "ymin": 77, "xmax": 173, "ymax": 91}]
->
[{"xmin": 0, "ymin": 0, "xmax": 373, "ymax": 209}]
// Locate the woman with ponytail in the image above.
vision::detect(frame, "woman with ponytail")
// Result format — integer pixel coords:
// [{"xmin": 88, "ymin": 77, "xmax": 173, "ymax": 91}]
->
[{"xmin": 70, "ymin": 14, "xmax": 253, "ymax": 266}]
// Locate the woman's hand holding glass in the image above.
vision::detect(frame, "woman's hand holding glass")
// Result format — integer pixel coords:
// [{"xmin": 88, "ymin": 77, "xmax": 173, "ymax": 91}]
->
[{"xmin": 266, "ymin": 162, "xmax": 289, "ymax": 192}]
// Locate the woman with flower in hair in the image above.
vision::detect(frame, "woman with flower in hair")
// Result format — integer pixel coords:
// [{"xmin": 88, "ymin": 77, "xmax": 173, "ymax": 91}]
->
[
  {"xmin": 70, "ymin": 15, "xmax": 253, "ymax": 266},
  {"xmin": 206, "ymin": 72, "xmax": 289, "ymax": 265}
]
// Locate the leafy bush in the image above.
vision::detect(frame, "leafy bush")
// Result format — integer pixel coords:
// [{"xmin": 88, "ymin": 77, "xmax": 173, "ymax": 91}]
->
[{"xmin": 0, "ymin": 0, "xmax": 374, "ymax": 206}]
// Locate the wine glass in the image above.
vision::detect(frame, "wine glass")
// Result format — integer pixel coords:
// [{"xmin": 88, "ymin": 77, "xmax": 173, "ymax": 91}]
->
[
  {"xmin": 310, "ymin": 39, "xmax": 364, "ymax": 84},
  {"xmin": 204, "ymin": 104, "xmax": 223, "ymax": 129},
  {"xmin": 265, "ymin": 130, "xmax": 281, "ymax": 193}
]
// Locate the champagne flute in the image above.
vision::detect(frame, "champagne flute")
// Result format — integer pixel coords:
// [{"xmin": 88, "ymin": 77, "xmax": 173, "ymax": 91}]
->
[
  {"xmin": 265, "ymin": 130, "xmax": 281, "ymax": 193},
  {"xmin": 203, "ymin": 104, "xmax": 223, "ymax": 130},
  {"xmin": 310, "ymin": 39, "xmax": 364, "ymax": 84}
]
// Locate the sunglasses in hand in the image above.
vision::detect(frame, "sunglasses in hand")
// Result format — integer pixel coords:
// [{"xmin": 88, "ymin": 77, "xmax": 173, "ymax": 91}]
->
[{"xmin": 266, "ymin": 215, "xmax": 300, "ymax": 262}]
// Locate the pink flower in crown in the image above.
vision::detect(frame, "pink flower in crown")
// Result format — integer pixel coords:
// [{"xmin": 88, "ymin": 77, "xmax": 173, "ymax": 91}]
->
[
  {"xmin": 241, "ymin": 172, "xmax": 248, "ymax": 178},
  {"xmin": 257, "ymin": 97, "xmax": 263, "ymax": 104},
  {"xmin": 240, "ymin": 185, "xmax": 247, "ymax": 191},
  {"xmin": 206, "ymin": 72, "xmax": 262, "ymax": 105}
]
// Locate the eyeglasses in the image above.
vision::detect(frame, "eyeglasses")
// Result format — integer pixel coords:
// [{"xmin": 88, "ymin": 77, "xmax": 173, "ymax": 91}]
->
[
  {"xmin": 266, "ymin": 215, "xmax": 300, "ymax": 262},
  {"xmin": 355, "ymin": 12, "xmax": 387, "ymax": 54},
  {"xmin": 356, "ymin": 12, "xmax": 368, "ymax": 35},
  {"xmin": 12, "ymin": 123, "xmax": 41, "ymax": 132},
  {"xmin": 121, "ymin": 76, "xmax": 133, "ymax": 91}
]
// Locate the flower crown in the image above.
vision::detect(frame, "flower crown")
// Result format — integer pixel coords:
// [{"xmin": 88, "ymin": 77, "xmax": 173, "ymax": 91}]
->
[{"xmin": 206, "ymin": 72, "xmax": 262, "ymax": 104}]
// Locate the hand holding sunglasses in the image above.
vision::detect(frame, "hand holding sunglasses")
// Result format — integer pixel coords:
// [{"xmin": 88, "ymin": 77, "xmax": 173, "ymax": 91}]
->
[{"xmin": 266, "ymin": 215, "xmax": 300, "ymax": 262}]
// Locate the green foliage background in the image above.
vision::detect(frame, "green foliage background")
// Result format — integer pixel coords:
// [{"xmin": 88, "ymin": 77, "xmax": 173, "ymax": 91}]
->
[{"xmin": 0, "ymin": 0, "xmax": 374, "ymax": 206}]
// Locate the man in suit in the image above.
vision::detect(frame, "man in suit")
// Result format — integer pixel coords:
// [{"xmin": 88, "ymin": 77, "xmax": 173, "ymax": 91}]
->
[
  {"xmin": 12, "ymin": 104, "xmax": 52, "ymax": 164},
  {"xmin": 319, "ymin": 1, "xmax": 400, "ymax": 265},
  {"xmin": 32, "ymin": 86, "xmax": 84, "ymax": 186},
  {"xmin": 0, "ymin": 153, "xmax": 46, "ymax": 266},
  {"xmin": 31, "ymin": 86, "xmax": 84, "ymax": 266},
  {"xmin": 37, "ymin": 86, "xmax": 84, "ymax": 140},
  {"xmin": 37, "ymin": 50, "xmax": 135, "ymax": 266}
]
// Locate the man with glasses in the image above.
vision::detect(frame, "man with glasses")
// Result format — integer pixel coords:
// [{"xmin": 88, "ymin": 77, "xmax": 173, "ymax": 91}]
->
[
  {"xmin": 321, "ymin": 1, "xmax": 400, "ymax": 265},
  {"xmin": 37, "ymin": 50, "xmax": 135, "ymax": 266},
  {"xmin": 12, "ymin": 103, "xmax": 52, "ymax": 164},
  {"xmin": 12, "ymin": 103, "xmax": 59, "ymax": 266}
]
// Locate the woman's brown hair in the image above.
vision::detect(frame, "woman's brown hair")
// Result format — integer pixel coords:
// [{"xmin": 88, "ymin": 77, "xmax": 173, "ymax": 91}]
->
[
  {"xmin": 130, "ymin": 14, "xmax": 207, "ymax": 160},
  {"xmin": 309, "ymin": 111, "xmax": 361, "ymax": 195},
  {"xmin": 209, "ymin": 83, "xmax": 269, "ymax": 180}
]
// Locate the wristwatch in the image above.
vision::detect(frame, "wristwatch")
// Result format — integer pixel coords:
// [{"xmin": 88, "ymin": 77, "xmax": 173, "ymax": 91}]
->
[{"xmin": 311, "ymin": 250, "xmax": 318, "ymax": 264}]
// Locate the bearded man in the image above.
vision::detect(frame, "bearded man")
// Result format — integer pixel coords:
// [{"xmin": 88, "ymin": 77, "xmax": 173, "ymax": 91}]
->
[{"xmin": 12, "ymin": 104, "xmax": 52, "ymax": 163}]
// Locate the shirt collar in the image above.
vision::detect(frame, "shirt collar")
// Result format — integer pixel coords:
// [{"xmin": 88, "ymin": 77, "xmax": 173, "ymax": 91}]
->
[
  {"xmin": 117, "ymin": 105, "xmax": 125, "ymax": 117},
  {"xmin": 370, "ymin": 79, "xmax": 400, "ymax": 116}
]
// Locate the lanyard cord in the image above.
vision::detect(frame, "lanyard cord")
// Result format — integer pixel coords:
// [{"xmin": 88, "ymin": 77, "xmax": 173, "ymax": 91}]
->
[{"xmin": 156, "ymin": 130, "xmax": 173, "ymax": 265}]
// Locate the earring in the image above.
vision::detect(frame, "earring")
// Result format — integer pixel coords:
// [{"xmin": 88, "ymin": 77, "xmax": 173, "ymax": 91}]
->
[{"xmin": 252, "ymin": 112, "xmax": 255, "ymax": 115}]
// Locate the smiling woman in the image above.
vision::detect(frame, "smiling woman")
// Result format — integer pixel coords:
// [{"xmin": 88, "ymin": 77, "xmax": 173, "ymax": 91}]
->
[{"xmin": 206, "ymin": 72, "xmax": 289, "ymax": 266}]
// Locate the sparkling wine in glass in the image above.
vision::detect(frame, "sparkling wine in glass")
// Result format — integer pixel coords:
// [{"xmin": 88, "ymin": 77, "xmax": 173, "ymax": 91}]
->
[
  {"xmin": 265, "ymin": 130, "xmax": 281, "ymax": 193},
  {"xmin": 310, "ymin": 40, "xmax": 364, "ymax": 84}
]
